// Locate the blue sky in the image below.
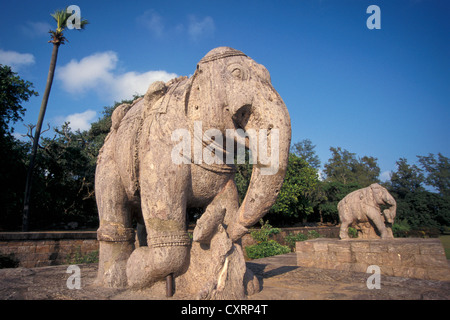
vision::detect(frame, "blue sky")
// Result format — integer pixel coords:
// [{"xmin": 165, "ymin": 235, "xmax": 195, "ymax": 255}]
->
[{"xmin": 0, "ymin": 0, "xmax": 449, "ymax": 181}]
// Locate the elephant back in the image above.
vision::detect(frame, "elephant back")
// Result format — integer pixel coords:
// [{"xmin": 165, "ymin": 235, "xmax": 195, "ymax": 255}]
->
[
  {"xmin": 338, "ymin": 186, "xmax": 375, "ymax": 222},
  {"xmin": 109, "ymin": 77, "xmax": 189, "ymax": 198}
]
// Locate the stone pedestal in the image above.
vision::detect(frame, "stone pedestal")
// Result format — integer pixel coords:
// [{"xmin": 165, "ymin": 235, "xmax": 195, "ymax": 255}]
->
[{"xmin": 296, "ymin": 238, "xmax": 450, "ymax": 281}]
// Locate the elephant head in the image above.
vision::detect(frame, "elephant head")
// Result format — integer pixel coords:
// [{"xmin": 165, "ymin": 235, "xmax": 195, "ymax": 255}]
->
[
  {"xmin": 185, "ymin": 47, "xmax": 291, "ymax": 237},
  {"xmin": 370, "ymin": 183, "xmax": 397, "ymax": 224}
]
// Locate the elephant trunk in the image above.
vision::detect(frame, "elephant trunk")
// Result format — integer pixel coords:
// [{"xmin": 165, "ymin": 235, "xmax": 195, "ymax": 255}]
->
[
  {"xmin": 235, "ymin": 93, "xmax": 291, "ymax": 230},
  {"xmin": 383, "ymin": 194, "xmax": 397, "ymax": 224}
]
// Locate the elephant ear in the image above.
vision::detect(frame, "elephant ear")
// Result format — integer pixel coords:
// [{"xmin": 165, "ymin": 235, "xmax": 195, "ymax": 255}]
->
[
  {"xmin": 369, "ymin": 183, "xmax": 384, "ymax": 204},
  {"xmin": 183, "ymin": 68, "xmax": 199, "ymax": 117},
  {"xmin": 144, "ymin": 81, "xmax": 167, "ymax": 109},
  {"xmin": 111, "ymin": 103, "xmax": 132, "ymax": 130}
]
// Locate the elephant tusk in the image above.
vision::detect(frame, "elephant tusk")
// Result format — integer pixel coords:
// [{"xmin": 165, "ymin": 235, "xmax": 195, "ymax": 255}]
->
[{"xmin": 216, "ymin": 256, "xmax": 229, "ymax": 292}]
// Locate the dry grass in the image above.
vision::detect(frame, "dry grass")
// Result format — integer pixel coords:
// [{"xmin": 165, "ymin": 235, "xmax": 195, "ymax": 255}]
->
[{"xmin": 439, "ymin": 235, "xmax": 450, "ymax": 259}]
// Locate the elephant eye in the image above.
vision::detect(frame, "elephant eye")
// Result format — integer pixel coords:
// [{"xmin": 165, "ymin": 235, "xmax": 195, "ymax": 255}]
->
[
  {"xmin": 231, "ymin": 68, "xmax": 242, "ymax": 78},
  {"xmin": 227, "ymin": 64, "xmax": 247, "ymax": 80}
]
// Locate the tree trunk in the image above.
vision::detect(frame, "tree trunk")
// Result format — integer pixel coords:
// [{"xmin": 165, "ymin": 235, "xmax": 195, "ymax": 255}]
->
[{"xmin": 22, "ymin": 44, "xmax": 60, "ymax": 231}]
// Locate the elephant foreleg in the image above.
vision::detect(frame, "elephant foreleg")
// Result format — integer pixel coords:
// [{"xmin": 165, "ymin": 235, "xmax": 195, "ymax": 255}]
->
[
  {"xmin": 368, "ymin": 209, "xmax": 392, "ymax": 239},
  {"xmin": 126, "ymin": 152, "xmax": 191, "ymax": 288}
]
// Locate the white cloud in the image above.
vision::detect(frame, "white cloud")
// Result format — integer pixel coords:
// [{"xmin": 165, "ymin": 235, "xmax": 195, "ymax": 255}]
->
[
  {"xmin": 380, "ymin": 170, "xmax": 392, "ymax": 182},
  {"xmin": 137, "ymin": 10, "xmax": 164, "ymax": 37},
  {"xmin": 317, "ymin": 169, "xmax": 325, "ymax": 181},
  {"xmin": 57, "ymin": 110, "xmax": 97, "ymax": 132},
  {"xmin": 113, "ymin": 70, "xmax": 178, "ymax": 100},
  {"xmin": 137, "ymin": 11, "xmax": 215, "ymax": 41},
  {"xmin": 0, "ymin": 49, "xmax": 35, "ymax": 71},
  {"xmin": 188, "ymin": 15, "xmax": 215, "ymax": 40},
  {"xmin": 56, "ymin": 51, "xmax": 177, "ymax": 101},
  {"xmin": 57, "ymin": 51, "xmax": 117, "ymax": 94}
]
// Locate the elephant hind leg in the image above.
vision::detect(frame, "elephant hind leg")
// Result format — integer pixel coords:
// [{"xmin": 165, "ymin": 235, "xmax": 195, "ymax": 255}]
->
[
  {"xmin": 339, "ymin": 220, "xmax": 351, "ymax": 240},
  {"xmin": 95, "ymin": 159, "xmax": 135, "ymax": 288},
  {"xmin": 338, "ymin": 210, "xmax": 353, "ymax": 240}
]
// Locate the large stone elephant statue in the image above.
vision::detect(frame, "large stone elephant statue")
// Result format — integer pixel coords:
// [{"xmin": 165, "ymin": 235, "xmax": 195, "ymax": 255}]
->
[
  {"xmin": 95, "ymin": 47, "xmax": 291, "ymax": 298},
  {"xmin": 338, "ymin": 183, "xmax": 397, "ymax": 240}
]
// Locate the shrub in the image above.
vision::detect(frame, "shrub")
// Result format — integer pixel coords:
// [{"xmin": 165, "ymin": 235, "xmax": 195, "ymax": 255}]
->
[
  {"xmin": 0, "ymin": 253, "xmax": 19, "ymax": 269},
  {"xmin": 284, "ymin": 232, "xmax": 308, "ymax": 249},
  {"xmin": 245, "ymin": 240, "xmax": 291, "ymax": 259},
  {"xmin": 245, "ymin": 220, "xmax": 290, "ymax": 259},
  {"xmin": 250, "ymin": 220, "xmax": 280, "ymax": 243},
  {"xmin": 307, "ymin": 230, "xmax": 321, "ymax": 239},
  {"xmin": 66, "ymin": 247, "xmax": 99, "ymax": 264},
  {"xmin": 348, "ymin": 227, "xmax": 358, "ymax": 238},
  {"xmin": 284, "ymin": 230, "xmax": 322, "ymax": 250},
  {"xmin": 392, "ymin": 220, "xmax": 411, "ymax": 237}
]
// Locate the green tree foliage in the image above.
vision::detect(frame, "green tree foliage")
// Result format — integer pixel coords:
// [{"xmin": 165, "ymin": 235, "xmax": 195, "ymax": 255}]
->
[
  {"xmin": 267, "ymin": 153, "xmax": 319, "ymax": 225},
  {"xmin": 387, "ymin": 156, "xmax": 450, "ymax": 231},
  {"xmin": 388, "ymin": 157, "xmax": 425, "ymax": 198},
  {"xmin": 25, "ymin": 123, "xmax": 98, "ymax": 229},
  {"xmin": 395, "ymin": 191, "xmax": 450, "ymax": 230},
  {"xmin": 0, "ymin": 65, "xmax": 38, "ymax": 230},
  {"xmin": 323, "ymin": 147, "xmax": 380, "ymax": 187},
  {"xmin": 0, "ymin": 65, "xmax": 38, "ymax": 135},
  {"xmin": 291, "ymin": 139, "xmax": 321, "ymax": 169},
  {"xmin": 417, "ymin": 153, "xmax": 450, "ymax": 197}
]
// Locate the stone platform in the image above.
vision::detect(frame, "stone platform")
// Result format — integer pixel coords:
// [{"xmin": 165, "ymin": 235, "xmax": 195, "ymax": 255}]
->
[
  {"xmin": 296, "ymin": 238, "xmax": 450, "ymax": 281},
  {"xmin": 1, "ymin": 253, "xmax": 449, "ymax": 300}
]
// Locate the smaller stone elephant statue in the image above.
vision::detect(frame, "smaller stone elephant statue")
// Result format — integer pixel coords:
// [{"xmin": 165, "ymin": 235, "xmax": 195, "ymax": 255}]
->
[{"xmin": 338, "ymin": 183, "xmax": 397, "ymax": 239}]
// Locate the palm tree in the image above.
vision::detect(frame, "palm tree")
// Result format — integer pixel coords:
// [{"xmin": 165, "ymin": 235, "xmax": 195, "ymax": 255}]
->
[{"xmin": 22, "ymin": 8, "xmax": 88, "ymax": 231}]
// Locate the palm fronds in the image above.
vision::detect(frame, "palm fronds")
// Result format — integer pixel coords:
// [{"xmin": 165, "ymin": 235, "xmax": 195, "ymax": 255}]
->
[{"xmin": 48, "ymin": 7, "xmax": 89, "ymax": 45}]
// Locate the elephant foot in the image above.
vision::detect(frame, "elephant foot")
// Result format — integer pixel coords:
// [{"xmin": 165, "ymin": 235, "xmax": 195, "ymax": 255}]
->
[
  {"xmin": 126, "ymin": 245, "xmax": 189, "ymax": 288},
  {"xmin": 380, "ymin": 232, "xmax": 394, "ymax": 239},
  {"xmin": 96, "ymin": 241, "xmax": 134, "ymax": 288},
  {"xmin": 339, "ymin": 230, "xmax": 350, "ymax": 240}
]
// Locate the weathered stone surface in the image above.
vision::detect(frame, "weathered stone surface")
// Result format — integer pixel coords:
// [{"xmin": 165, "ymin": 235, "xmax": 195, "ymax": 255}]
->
[
  {"xmin": 338, "ymin": 184, "xmax": 396, "ymax": 239},
  {"xmin": 296, "ymin": 238, "xmax": 450, "ymax": 281},
  {"xmin": 2, "ymin": 255, "xmax": 449, "ymax": 300},
  {"xmin": 94, "ymin": 47, "xmax": 292, "ymax": 299}
]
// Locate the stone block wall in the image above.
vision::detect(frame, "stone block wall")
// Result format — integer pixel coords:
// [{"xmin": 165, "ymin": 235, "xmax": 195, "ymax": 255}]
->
[
  {"xmin": 0, "ymin": 232, "xmax": 98, "ymax": 268},
  {"xmin": 296, "ymin": 238, "xmax": 450, "ymax": 281},
  {"xmin": 1, "ymin": 227, "xmax": 339, "ymax": 268}
]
